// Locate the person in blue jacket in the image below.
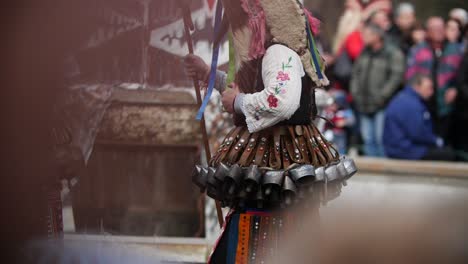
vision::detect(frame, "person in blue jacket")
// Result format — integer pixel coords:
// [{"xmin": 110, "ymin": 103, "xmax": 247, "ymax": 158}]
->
[{"xmin": 383, "ymin": 74, "xmax": 457, "ymax": 161}]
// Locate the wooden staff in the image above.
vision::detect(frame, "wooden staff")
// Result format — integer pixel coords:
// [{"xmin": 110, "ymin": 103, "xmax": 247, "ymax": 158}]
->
[{"xmin": 181, "ymin": 4, "xmax": 224, "ymax": 228}]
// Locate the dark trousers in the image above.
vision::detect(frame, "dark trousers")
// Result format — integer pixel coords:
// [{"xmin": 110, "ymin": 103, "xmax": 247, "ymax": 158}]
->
[
  {"xmin": 452, "ymin": 115, "xmax": 468, "ymax": 153},
  {"xmin": 422, "ymin": 147, "xmax": 457, "ymax": 161},
  {"xmin": 435, "ymin": 115, "xmax": 453, "ymax": 144}
]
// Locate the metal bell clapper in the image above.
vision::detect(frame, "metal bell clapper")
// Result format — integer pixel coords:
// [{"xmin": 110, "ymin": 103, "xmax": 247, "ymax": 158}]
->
[
  {"xmin": 192, "ymin": 165, "xmax": 208, "ymax": 192},
  {"xmin": 282, "ymin": 175, "xmax": 297, "ymax": 206},
  {"xmin": 244, "ymin": 164, "xmax": 262, "ymax": 193},
  {"xmin": 315, "ymin": 166, "xmax": 328, "ymax": 206},
  {"xmin": 262, "ymin": 170, "xmax": 285, "ymax": 202},
  {"xmin": 256, "ymin": 185, "xmax": 264, "ymax": 208},
  {"xmin": 237, "ymin": 189, "xmax": 248, "ymax": 208},
  {"xmin": 289, "ymin": 164, "xmax": 316, "ymax": 186}
]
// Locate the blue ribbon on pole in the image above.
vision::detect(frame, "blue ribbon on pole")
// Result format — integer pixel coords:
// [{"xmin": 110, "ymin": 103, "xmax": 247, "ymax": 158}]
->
[
  {"xmin": 196, "ymin": 0, "xmax": 224, "ymax": 120},
  {"xmin": 305, "ymin": 19, "xmax": 324, "ymax": 80}
]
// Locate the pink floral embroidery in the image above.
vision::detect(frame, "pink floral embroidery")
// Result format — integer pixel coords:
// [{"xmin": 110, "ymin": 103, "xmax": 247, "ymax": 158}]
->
[
  {"xmin": 267, "ymin": 94, "xmax": 278, "ymax": 108},
  {"xmin": 252, "ymin": 57, "xmax": 293, "ymax": 120},
  {"xmin": 276, "ymin": 71, "xmax": 290, "ymax": 82}
]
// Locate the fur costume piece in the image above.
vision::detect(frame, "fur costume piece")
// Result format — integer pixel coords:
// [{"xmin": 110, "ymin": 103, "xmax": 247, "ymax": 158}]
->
[
  {"xmin": 259, "ymin": 0, "xmax": 329, "ymax": 86},
  {"xmin": 221, "ymin": 0, "xmax": 329, "ymax": 87}
]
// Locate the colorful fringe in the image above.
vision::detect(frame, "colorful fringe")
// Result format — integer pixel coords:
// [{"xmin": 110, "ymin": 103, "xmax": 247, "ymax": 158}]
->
[
  {"xmin": 46, "ymin": 188, "xmax": 63, "ymax": 239},
  {"xmin": 209, "ymin": 210, "xmax": 293, "ymax": 264}
]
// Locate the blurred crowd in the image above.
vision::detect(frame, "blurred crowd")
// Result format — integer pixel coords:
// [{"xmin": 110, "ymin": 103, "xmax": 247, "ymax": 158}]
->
[{"xmin": 319, "ymin": 0, "xmax": 468, "ymax": 161}]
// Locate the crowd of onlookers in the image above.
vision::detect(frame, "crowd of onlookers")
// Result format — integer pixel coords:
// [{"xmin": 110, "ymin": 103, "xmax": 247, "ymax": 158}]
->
[{"xmin": 321, "ymin": 0, "xmax": 468, "ymax": 161}]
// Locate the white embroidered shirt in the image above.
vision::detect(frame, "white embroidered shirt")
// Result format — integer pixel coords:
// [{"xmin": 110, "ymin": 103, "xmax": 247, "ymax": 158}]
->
[{"xmin": 215, "ymin": 44, "xmax": 306, "ymax": 133}]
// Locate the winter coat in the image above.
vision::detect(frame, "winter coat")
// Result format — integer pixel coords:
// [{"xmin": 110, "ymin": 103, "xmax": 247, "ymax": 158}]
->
[
  {"xmin": 405, "ymin": 41, "xmax": 464, "ymax": 117},
  {"xmin": 383, "ymin": 86, "xmax": 439, "ymax": 159},
  {"xmin": 455, "ymin": 52, "xmax": 468, "ymax": 120},
  {"xmin": 350, "ymin": 42, "xmax": 405, "ymax": 114}
]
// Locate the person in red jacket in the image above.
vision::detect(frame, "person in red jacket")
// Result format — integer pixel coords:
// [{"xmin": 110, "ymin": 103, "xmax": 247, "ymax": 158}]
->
[{"xmin": 332, "ymin": 0, "xmax": 392, "ymax": 90}]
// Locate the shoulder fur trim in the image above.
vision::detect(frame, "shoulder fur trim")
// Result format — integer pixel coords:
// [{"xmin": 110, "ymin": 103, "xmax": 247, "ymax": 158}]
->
[{"xmin": 259, "ymin": 0, "xmax": 329, "ymax": 87}]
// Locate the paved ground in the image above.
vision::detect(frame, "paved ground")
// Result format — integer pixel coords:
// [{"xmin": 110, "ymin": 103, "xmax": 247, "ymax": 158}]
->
[
  {"xmin": 50, "ymin": 168, "xmax": 468, "ymax": 263},
  {"xmin": 331, "ymin": 172, "xmax": 468, "ymax": 208}
]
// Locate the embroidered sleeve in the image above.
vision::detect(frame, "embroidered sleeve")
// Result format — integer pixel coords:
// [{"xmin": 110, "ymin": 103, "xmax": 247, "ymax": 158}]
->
[{"xmin": 241, "ymin": 44, "xmax": 306, "ymax": 133}]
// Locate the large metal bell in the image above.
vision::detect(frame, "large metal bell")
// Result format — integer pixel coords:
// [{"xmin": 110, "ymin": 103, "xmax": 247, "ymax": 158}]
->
[
  {"xmin": 342, "ymin": 157, "xmax": 358, "ymax": 179},
  {"xmin": 325, "ymin": 164, "xmax": 340, "ymax": 182},
  {"xmin": 214, "ymin": 162, "xmax": 230, "ymax": 182},
  {"xmin": 222, "ymin": 164, "xmax": 243, "ymax": 198},
  {"xmin": 206, "ymin": 167, "xmax": 223, "ymax": 200},
  {"xmin": 244, "ymin": 164, "xmax": 262, "ymax": 193},
  {"xmin": 336, "ymin": 159, "xmax": 349, "ymax": 180},
  {"xmin": 289, "ymin": 164, "xmax": 316, "ymax": 186},
  {"xmin": 315, "ymin": 166, "xmax": 326, "ymax": 182},
  {"xmin": 282, "ymin": 175, "xmax": 297, "ymax": 206},
  {"xmin": 262, "ymin": 170, "xmax": 284, "ymax": 202},
  {"xmin": 191, "ymin": 165, "xmax": 208, "ymax": 192},
  {"xmin": 226, "ymin": 164, "xmax": 244, "ymax": 186}
]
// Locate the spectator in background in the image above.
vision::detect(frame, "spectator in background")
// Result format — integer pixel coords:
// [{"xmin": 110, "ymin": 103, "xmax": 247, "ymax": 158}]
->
[
  {"xmin": 449, "ymin": 8, "xmax": 468, "ymax": 27},
  {"xmin": 323, "ymin": 89, "xmax": 356, "ymax": 155},
  {"xmin": 405, "ymin": 17, "xmax": 464, "ymax": 143},
  {"xmin": 332, "ymin": 0, "xmax": 365, "ymax": 57},
  {"xmin": 369, "ymin": 9, "xmax": 392, "ymax": 32},
  {"xmin": 332, "ymin": 0, "xmax": 392, "ymax": 57},
  {"xmin": 389, "ymin": 2, "xmax": 417, "ymax": 55},
  {"xmin": 331, "ymin": 0, "xmax": 365, "ymax": 89},
  {"xmin": 384, "ymin": 74, "xmax": 456, "ymax": 161},
  {"xmin": 449, "ymin": 8, "xmax": 468, "ymax": 49},
  {"xmin": 350, "ymin": 23, "xmax": 405, "ymax": 157},
  {"xmin": 453, "ymin": 49, "xmax": 468, "ymax": 154},
  {"xmin": 446, "ymin": 18, "xmax": 464, "ymax": 44},
  {"xmin": 411, "ymin": 22, "xmax": 426, "ymax": 46},
  {"xmin": 331, "ymin": 0, "xmax": 392, "ymax": 88}
]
